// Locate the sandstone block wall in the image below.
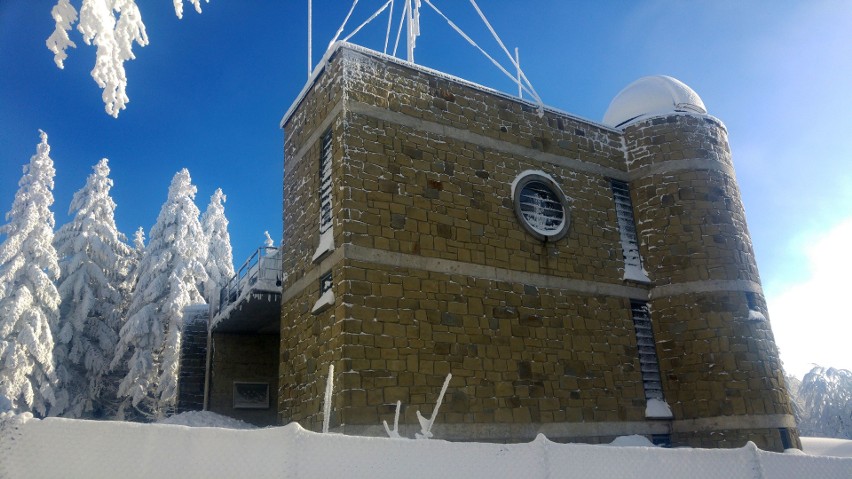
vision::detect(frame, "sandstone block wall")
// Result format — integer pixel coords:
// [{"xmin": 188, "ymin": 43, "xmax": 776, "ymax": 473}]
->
[{"xmin": 209, "ymin": 332, "xmax": 279, "ymax": 426}]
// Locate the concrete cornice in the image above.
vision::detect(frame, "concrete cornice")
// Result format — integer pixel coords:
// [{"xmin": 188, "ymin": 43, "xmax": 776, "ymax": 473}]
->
[
  {"xmin": 627, "ymin": 157, "xmax": 737, "ymax": 182},
  {"xmin": 651, "ymin": 279, "xmax": 763, "ymax": 299}
]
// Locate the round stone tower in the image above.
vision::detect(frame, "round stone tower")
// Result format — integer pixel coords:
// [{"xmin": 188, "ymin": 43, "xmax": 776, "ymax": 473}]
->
[{"xmin": 604, "ymin": 76, "xmax": 799, "ymax": 450}]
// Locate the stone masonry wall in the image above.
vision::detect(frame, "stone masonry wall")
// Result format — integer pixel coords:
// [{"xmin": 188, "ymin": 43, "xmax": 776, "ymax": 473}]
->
[
  {"xmin": 209, "ymin": 333, "xmax": 279, "ymax": 426},
  {"xmin": 334, "ymin": 259, "xmax": 647, "ymax": 435},
  {"xmin": 626, "ymin": 115, "xmax": 760, "ymax": 286},
  {"xmin": 278, "ymin": 261, "xmax": 346, "ymax": 430},
  {"xmin": 625, "ymin": 115, "xmax": 797, "ymax": 449},
  {"xmin": 341, "ymin": 49, "xmax": 626, "ymax": 172},
  {"xmin": 282, "ymin": 53, "xmax": 346, "ymax": 293}
]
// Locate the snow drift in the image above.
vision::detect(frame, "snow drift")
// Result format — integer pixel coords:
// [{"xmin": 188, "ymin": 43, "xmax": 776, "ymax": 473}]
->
[{"xmin": 2, "ymin": 414, "xmax": 852, "ymax": 478}]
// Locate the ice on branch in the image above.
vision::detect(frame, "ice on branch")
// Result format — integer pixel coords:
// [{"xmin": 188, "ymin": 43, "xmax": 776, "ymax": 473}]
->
[
  {"xmin": 46, "ymin": 0, "xmax": 209, "ymax": 117},
  {"xmin": 415, "ymin": 373, "xmax": 451, "ymax": 440},
  {"xmin": 173, "ymin": 0, "xmax": 208, "ymax": 20},
  {"xmin": 46, "ymin": 0, "xmax": 78, "ymax": 68},
  {"xmin": 322, "ymin": 364, "xmax": 334, "ymax": 434},
  {"xmin": 382, "ymin": 400, "xmax": 402, "ymax": 439}
]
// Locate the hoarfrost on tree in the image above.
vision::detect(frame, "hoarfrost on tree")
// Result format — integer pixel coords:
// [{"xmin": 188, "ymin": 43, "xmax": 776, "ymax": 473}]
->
[
  {"xmin": 201, "ymin": 188, "xmax": 234, "ymax": 304},
  {"xmin": 123, "ymin": 226, "xmax": 146, "ymax": 293},
  {"xmin": 0, "ymin": 131, "xmax": 63, "ymax": 417},
  {"xmin": 797, "ymin": 366, "xmax": 852, "ymax": 439},
  {"xmin": 53, "ymin": 158, "xmax": 132, "ymax": 418},
  {"xmin": 111, "ymin": 169, "xmax": 208, "ymax": 419},
  {"xmin": 46, "ymin": 0, "xmax": 208, "ymax": 117}
]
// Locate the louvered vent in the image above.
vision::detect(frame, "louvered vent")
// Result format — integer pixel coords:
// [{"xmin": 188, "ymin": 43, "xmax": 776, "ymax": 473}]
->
[
  {"xmin": 319, "ymin": 129, "xmax": 333, "ymax": 234},
  {"xmin": 611, "ymin": 180, "xmax": 649, "ymax": 282},
  {"xmin": 631, "ymin": 300, "xmax": 664, "ymax": 401}
]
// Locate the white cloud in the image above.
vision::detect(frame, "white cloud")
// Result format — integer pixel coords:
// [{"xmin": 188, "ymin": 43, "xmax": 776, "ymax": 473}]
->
[{"xmin": 766, "ymin": 217, "xmax": 852, "ymax": 378}]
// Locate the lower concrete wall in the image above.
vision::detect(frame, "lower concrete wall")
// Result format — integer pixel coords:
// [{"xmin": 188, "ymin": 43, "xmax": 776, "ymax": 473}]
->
[{"xmin": 209, "ymin": 332, "xmax": 279, "ymax": 426}]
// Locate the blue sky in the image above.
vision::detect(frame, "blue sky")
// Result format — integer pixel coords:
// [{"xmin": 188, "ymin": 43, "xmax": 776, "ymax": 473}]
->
[{"xmin": 1, "ymin": 1, "xmax": 850, "ymax": 378}]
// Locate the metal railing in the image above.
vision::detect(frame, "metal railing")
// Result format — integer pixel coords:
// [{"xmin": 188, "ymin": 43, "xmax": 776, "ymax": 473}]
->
[{"xmin": 215, "ymin": 246, "xmax": 282, "ymax": 316}]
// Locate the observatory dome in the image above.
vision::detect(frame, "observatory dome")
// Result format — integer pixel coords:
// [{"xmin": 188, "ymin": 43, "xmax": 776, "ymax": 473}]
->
[{"xmin": 602, "ymin": 75, "xmax": 706, "ymax": 128}]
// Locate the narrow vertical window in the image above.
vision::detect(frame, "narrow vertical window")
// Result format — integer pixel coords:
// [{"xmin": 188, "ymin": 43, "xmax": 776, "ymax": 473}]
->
[
  {"xmin": 631, "ymin": 300, "xmax": 673, "ymax": 419},
  {"xmin": 611, "ymin": 179, "xmax": 649, "ymax": 282},
  {"xmin": 745, "ymin": 291, "xmax": 767, "ymax": 321},
  {"xmin": 313, "ymin": 128, "xmax": 335, "ymax": 262}
]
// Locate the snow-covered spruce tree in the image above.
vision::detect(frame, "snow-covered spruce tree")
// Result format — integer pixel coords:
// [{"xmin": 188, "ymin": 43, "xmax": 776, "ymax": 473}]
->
[
  {"xmin": 111, "ymin": 169, "xmax": 208, "ymax": 419},
  {"xmin": 0, "ymin": 131, "xmax": 63, "ymax": 417},
  {"xmin": 46, "ymin": 0, "xmax": 209, "ymax": 118},
  {"xmin": 798, "ymin": 366, "xmax": 852, "ymax": 439},
  {"xmin": 53, "ymin": 158, "xmax": 132, "ymax": 418},
  {"xmin": 200, "ymin": 188, "xmax": 234, "ymax": 305},
  {"xmin": 123, "ymin": 226, "xmax": 145, "ymax": 292}
]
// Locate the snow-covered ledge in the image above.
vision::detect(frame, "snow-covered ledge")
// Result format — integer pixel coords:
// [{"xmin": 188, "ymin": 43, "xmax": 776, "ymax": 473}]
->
[
  {"xmin": 645, "ymin": 398, "xmax": 674, "ymax": 419},
  {"xmin": 311, "ymin": 289, "xmax": 335, "ymax": 314},
  {"xmin": 312, "ymin": 229, "xmax": 335, "ymax": 263}
]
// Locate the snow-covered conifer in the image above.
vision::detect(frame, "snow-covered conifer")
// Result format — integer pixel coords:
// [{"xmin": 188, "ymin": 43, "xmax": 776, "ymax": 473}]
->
[
  {"xmin": 797, "ymin": 366, "xmax": 852, "ymax": 439},
  {"xmin": 0, "ymin": 131, "xmax": 62, "ymax": 417},
  {"xmin": 200, "ymin": 188, "xmax": 234, "ymax": 305},
  {"xmin": 111, "ymin": 169, "xmax": 208, "ymax": 418},
  {"xmin": 53, "ymin": 158, "xmax": 131, "ymax": 417},
  {"xmin": 121, "ymin": 226, "xmax": 145, "ymax": 298}
]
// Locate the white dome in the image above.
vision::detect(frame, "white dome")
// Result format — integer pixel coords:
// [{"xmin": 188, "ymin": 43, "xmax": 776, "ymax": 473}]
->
[{"xmin": 602, "ymin": 75, "xmax": 706, "ymax": 127}]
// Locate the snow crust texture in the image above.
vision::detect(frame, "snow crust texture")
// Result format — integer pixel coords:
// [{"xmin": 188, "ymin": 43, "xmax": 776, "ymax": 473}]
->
[{"xmin": 2, "ymin": 417, "xmax": 851, "ymax": 478}]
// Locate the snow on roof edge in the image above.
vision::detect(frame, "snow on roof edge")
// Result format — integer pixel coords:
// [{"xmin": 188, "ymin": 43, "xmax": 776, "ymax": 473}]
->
[{"xmin": 279, "ymin": 42, "xmax": 621, "ymax": 134}]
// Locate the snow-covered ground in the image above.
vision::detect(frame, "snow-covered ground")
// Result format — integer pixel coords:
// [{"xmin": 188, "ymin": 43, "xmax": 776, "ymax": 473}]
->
[
  {"xmin": 801, "ymin": 437, "xmax": 852, "ymax": 458},
  {"xmin": 2, "ymin": 412, "xmax": 851, "ymax": 478}
]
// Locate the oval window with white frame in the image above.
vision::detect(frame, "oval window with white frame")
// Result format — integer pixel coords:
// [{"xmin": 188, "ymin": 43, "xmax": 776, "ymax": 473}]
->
[{"xmin": 511, "ymin": 171, "xmax": 571, "ymax": 242}]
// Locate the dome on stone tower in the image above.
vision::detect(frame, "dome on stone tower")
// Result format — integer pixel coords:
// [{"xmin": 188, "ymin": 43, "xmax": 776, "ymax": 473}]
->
[{"xmin": 602, "ymin": 75, "xmax": 707, "ymax": 128}]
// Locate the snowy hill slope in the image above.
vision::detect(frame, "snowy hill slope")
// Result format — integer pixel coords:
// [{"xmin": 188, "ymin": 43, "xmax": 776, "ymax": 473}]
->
[{"xmin": 2, "ymin": 413, "xmax": 852, "ymax": 478}]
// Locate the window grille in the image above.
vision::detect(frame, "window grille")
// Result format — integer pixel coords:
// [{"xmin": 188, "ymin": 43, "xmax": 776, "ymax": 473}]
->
[
  {"xmin": 518, "ymin": 181, "xmax": 566, "ymax": 235},
  {"xmin": 320, "ymin": 270, "xmax": 333, "ymax": 295},
  {"xmin": 512, "ymin": 172, "xmax": 570, "ymax": 242},
  {"xmin": 319, "ymin": 128, "xmax": 333, "ymax": 235},
  {"xmin": 611, "ymin": 180, "xmax": 648, "ymax": 282},
  {"xmin": 630, "ymin": 300, "xmax": 665, "ymax": 401}
]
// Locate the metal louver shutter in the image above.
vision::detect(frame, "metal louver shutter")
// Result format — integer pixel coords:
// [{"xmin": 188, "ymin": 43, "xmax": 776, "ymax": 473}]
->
[
  {"xmin": 631, "ymin": 300, "xmax": 665, "ymax": 401},
  {"xmin": 611, "ymin": 180, "xmax": 644, "ymax": 275},
  {"xmin": 319, "ymin": 129, "xmax": 333, "ymax": 234}
]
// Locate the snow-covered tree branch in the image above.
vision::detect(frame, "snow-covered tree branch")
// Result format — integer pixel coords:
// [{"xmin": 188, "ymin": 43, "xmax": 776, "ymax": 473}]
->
[{"xmin": 46, "ymin": 0, "xmax": 208, "ymax": 118}]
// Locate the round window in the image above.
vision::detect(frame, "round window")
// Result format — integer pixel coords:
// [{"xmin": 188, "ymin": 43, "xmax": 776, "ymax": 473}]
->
[{"xmin": 512, "ymin": 172, "xmax": 570, "ymax": 242}]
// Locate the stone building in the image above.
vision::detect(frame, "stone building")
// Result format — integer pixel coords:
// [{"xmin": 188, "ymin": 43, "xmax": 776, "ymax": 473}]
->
[{"xmin": 191, "ymin": 42, "xmax": 798, "ymax": 451}]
